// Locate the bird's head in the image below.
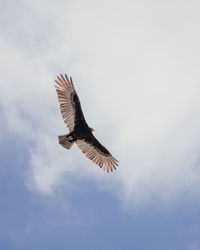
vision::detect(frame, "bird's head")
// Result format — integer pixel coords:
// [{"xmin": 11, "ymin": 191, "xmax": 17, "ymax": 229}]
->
[{"xmin": 90, "ymin": 127, "xmax": 95, "ymax": 132}]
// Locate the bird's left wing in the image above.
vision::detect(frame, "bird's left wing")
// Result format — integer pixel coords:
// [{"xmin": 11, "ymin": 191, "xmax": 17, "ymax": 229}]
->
[
  {"xmin": 76, "ymin": 135, "xmax": 118, "ymax": 173},
  {"xmin": 55, "ymin": 74, "xmax": 77, "ymax": 132}
]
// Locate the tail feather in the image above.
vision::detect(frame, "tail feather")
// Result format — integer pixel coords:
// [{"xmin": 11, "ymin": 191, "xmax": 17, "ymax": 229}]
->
[{"xmin": 58, "ymin": 134, "xmax": 74, "ymax": 149}]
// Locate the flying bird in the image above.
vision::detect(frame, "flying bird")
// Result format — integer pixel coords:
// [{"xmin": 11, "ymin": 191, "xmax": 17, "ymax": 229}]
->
[{"xmin": 55, "ymin": 74, "xmax": 118, "ymax": 173}]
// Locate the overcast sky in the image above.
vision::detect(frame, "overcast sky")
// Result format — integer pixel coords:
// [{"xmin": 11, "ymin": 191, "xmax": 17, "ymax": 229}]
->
[{"xmin": 1, "ymin": 0, "xmax": 200, "ymax": 249}]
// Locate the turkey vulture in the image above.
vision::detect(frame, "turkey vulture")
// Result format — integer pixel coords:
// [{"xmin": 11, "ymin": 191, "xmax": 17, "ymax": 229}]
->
[{"xmin": 55, "ymin": 73, "xmax": 118, "ymax": 173}]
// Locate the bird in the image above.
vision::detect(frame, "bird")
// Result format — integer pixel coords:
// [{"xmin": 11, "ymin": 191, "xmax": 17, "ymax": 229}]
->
[{"xmin": 55, "ymin": 73, "xmax": 118, "ymax": 173}]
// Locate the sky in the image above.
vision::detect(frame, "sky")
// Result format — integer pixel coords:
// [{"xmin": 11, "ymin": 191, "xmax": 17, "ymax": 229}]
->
[{"xmin": 1, "ymin": 0, "xmax": 200, "ymax": 249}]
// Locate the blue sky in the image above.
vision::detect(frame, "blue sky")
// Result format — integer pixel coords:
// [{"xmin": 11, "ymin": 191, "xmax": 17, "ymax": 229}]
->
[
  {"xmin": 1, "ymin": 134, "xmax": 200, "ymax": 250},
  {"xmin": 1, "ymin": 0, "xmax": 200, "ymax": 249}
]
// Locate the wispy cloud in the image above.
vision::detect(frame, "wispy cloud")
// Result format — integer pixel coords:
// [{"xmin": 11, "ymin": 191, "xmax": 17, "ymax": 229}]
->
[{"xmin": 1, "ymin": 0, "xmax": 200, "ymax": 208}]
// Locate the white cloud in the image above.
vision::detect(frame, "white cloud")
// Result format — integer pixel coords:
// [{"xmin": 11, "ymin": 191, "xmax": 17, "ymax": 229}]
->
[{"xmin": 1, "ymin": 0, "xmax": 200, "ymax": 208}]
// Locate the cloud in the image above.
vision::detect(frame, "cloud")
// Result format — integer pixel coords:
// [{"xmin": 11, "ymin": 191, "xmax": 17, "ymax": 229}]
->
[{"xmin": 1, "ymin": 0, "xmax": 200, "ymax": 208}]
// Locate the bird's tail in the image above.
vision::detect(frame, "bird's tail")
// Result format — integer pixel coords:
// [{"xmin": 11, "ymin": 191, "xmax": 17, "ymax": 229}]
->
[{"xmin": 58, "ymin": 134, "xmax": 74, "ymax": 149}]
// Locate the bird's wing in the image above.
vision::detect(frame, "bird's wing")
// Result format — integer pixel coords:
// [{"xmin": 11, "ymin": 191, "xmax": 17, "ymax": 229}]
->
[
  {"xmin": 55, "ymin": 74, "xmax": 85, "ymax": 132},
  {"xmin": 76, "ymin": 135, "xmax": 118, "ymax": 173}
]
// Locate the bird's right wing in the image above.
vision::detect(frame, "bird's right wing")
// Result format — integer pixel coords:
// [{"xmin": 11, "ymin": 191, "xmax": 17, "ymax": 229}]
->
[
  {"xmin": 76, "ymin": 135, "xmax": 118, "ymax": 173},
  {"xmin": 55, "ymin": 74, "xmax": 77, "ymax": 132}
]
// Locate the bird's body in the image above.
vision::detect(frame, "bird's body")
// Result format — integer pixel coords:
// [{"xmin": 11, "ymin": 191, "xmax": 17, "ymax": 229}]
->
[{"xmin": 55, "ymin": 74, "xmax": 118, "ymax": 172}]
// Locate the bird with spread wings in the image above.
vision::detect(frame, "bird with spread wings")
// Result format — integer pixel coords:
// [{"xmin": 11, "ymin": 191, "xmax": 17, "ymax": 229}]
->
[{"xmin": 55, "ymin": 74, "xmax": 118, "ymax": 173}]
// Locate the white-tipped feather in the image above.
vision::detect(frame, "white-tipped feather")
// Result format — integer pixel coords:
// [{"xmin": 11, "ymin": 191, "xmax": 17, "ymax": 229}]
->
[
  {"xmin": 76, "ymin": 140, "xmax": 118, "ymax": 172},
  {"xmin": 55, "ymin": 74, "xmax": 76, "ymax": 132}
]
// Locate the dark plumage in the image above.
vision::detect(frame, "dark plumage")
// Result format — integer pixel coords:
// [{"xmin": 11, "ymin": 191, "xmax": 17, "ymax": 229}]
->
[{"xmin": 55, "ymin": 73, "xmax": 118, "ymax": 172}]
